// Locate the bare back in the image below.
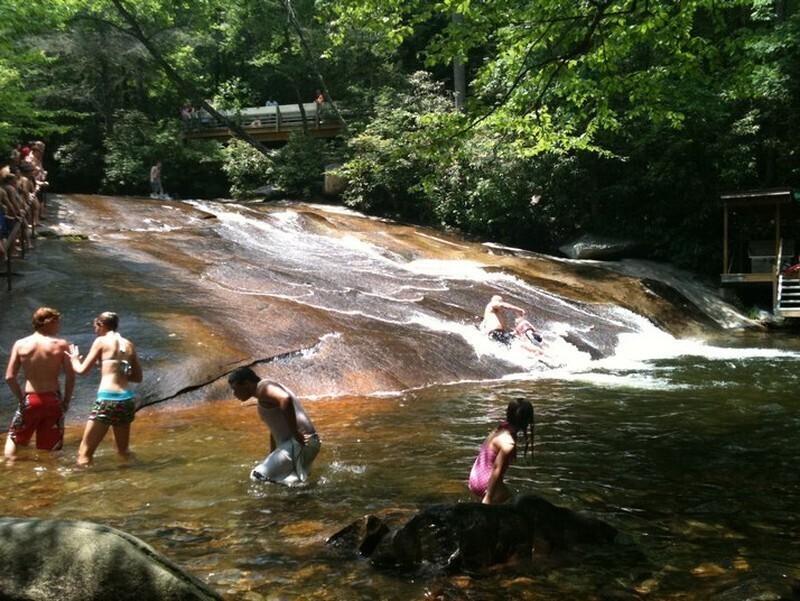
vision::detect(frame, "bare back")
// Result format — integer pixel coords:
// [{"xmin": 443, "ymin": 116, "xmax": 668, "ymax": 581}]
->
[
  {"xmin": 95, "ymin": 333, "xmax": 140, "ymax": 391},
  {"xmin": 479, "ymin": 295, "xmax": 525, "ymax": 333},
  {"xmin": 7, "ymin": 333, "xmax": 71, "ymax": 394},
  {"xmin": 480, "ymin": 302, "xmax": 505, "ymax": 332}
]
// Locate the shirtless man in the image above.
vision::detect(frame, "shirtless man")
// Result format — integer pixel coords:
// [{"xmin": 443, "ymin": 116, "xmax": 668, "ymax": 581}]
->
[
  {"xmin": 4, "ymin": 307, "xmax": 75, "ymax": 459},
  {"xmin": 479, "ymin": 294, "xmax": 526, "ymax": 345}
]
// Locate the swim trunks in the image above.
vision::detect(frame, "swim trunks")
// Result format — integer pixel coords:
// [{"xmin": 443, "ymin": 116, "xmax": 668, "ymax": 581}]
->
[
  {"xmin": 89, "ymin": 390, "xmax": 136, "ymax": 426},
  {"xmin": 488, "ymin": 329, "xmax": 515, "ymax": 346},
  {"xmin": 8, "ymin": 391, "xmax": 65, "ymax": 450}
]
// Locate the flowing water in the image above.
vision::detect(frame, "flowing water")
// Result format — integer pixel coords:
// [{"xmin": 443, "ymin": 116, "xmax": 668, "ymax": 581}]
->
[{"xmin": 0, "ymin": 195, "xmax": 798, "ymax": 600}]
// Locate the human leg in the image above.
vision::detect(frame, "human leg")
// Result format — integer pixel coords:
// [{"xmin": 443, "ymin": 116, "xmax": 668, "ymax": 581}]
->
[
  {"xmin": 4, "ymin": 435, "xmax": 19, "ymax": 460},
  {"xmin": 490, "ymin": 481, "xmax": 512, "ymax": 504},
  {"xmin": 77, "ymin": 420, "xmax": 110, "ymax": 466},
  {"xmin": 5, "ymin": 398, "xmax": 38, "ymax": 458},
  {"xmin": 295, "ymin": 435, "xmax": 321, "ymax": 482},
  {"xmin": 111, "ymin": 424, "xmax": 133, "ymax": 459}
]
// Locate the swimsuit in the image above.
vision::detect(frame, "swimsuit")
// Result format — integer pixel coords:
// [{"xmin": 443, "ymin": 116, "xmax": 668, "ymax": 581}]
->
[
  {"xmin": 488, "ymin": 329, "xmax": 515, "ymax": 346},
  {"xmin": 103, "ymin": 333, "xmax": 132, "ymax": 376},
  {"xmin": 8, "ymin": 391, "xmax": 65, "ymax": 450},
  {"xmin": 468, "ymin": 425, "xmax": 517, "ymax": 499},
  {"xmin": 468, "ymin": 442, "xmax": 498, "ymax": 498},
  {"xmin": 89, "ymin": 390, "xmax": 136, "ymax": 426}
]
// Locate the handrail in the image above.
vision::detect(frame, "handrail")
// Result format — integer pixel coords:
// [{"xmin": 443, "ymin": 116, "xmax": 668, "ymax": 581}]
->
[
  {"xmin": 2, "ymin": 200, "xmax": 35, "ymax": 292},
  {"xmin": 184, "ymin": 102, "xmax": 340, "ymax": 133}
]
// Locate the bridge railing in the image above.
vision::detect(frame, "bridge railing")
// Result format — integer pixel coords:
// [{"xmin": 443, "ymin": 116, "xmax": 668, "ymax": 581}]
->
[{"xmin": 186, "ymin": 102, "xmax": 338, "ymax": 133}]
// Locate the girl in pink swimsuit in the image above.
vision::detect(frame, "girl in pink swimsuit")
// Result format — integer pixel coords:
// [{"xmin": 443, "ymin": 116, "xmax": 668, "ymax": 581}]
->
[{"xmin": 468, "ymin": 398, "xmax": 534, "ymax": 504}]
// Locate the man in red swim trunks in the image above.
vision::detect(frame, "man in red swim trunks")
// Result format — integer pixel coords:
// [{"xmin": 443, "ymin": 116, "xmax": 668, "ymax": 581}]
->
[{"xmin": 4, "ymin": 307, "xmax": 74, "ymax": 459}]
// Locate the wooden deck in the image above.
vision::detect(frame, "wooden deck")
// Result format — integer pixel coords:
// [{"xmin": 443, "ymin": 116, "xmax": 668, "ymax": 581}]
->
[{"xmin": 183, "ymin": 102, "xmax": 344, "ymax": 142}]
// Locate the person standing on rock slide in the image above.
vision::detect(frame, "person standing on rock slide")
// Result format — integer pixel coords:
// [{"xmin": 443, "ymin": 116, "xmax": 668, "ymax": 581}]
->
[{"xmin": 228, "ymin": 367, "xmax": 321, "ymax": 485}]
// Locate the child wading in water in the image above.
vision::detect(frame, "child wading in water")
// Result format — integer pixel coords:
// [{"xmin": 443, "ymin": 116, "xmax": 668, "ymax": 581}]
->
[{"xmin": 468, "ymin": 398, "xmax": 534, "ymax": 504}]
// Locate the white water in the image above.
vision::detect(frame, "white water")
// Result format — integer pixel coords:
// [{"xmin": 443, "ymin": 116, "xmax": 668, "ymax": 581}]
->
[{"xmin": 182, "ymin": 199, "xmax": 790, "ymax": 393}]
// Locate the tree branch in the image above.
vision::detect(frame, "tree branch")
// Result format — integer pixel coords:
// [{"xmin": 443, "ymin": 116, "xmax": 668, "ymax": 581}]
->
[{"xmin": 107, "ymin": 0, "xmax": 274, "ymax": 158}]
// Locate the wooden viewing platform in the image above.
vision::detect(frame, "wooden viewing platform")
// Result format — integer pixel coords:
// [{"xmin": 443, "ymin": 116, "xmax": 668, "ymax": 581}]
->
[
  {"xmin": 720, "ymin": 187, "xmax": 800, "ymax": 318},
  {"xmin": 183, "ymin": 102, "xmax": 344, "ymax": 142}
]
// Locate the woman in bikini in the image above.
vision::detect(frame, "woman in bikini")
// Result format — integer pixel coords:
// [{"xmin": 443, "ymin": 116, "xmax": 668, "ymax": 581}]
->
[
  {"xmin": 468, "ymin": 398, "xmax": 534, "ymax": 504},
  {"xmin": 68, "ymin": 312, "xmax": 142, "ymax": 465}
]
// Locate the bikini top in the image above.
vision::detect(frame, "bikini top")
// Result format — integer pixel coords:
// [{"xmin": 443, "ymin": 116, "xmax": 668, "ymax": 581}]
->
[{"xmin": 101, "ymin": 332, "xmax": 132, "ymax": 376}]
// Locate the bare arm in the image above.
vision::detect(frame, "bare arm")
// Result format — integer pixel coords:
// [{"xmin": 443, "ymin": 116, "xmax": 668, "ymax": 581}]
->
[
  {"xmin": 68, "ymin": 338, "xmax": 104, "ymax": 375},
  {"xmin": 482, "ymin": 438, "xmax": 515, "ymax": 504},
  {"xmin": 126, "ymin": 343, "xmax": 143, "ymax": 383},
  {"xmin": 497, "ymin": 300, "xmax": 526, "ymax": 316},
  {"xmin": 59, "ymin": 340, "xmax": 75, "ymax": 409},
  {"xmin": 258, "ymin": 383, "xmax": 303, "ymax": 445},
  {"xmin": 5, "ymin": 342, "xmax": 23, "ymax": 404}
]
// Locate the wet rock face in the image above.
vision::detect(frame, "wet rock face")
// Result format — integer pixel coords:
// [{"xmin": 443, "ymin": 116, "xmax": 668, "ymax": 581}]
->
[
  {"xmin": 327, "ymin": 493, "xmax": 620, "ymax": 574},
  {"xmin": 0, "ymin": 518, "xmax": 222, "ymax": 601},
  {"xmin": 559, "ymin": 235, "xmax": 639, "ymax": 260}
]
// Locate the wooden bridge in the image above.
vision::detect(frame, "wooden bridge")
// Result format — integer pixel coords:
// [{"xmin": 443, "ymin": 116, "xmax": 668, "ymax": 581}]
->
[{"xmin": 182, "ymin": 102, "xmax": 344, "ymax": 142}]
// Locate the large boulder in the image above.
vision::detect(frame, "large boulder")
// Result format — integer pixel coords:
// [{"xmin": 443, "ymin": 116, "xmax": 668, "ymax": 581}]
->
[
  {"xmin": 327, "ymin": 493, "xmax": 620, "ymax": 573},
  {"xmin": 0, "ymin": 518, "xmax": 222, "ymax": 601}
]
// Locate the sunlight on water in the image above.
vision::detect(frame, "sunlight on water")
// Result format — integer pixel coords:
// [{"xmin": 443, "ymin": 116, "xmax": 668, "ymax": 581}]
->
[
  {"xmin": 3, "ymin": 336, "xmax": 800, "ymax": 599},
  {"xmin": 4, "ymin": 196, "xmax": 800, "ymax": 600}
]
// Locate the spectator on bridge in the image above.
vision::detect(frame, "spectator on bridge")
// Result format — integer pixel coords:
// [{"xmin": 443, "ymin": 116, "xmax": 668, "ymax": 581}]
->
[{"xmin": 180, "ymin": 104, "xmax": 192, "ymax": 130}]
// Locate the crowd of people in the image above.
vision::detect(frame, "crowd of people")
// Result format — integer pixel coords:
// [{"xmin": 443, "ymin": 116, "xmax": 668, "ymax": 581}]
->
[
  {"xmin": 4, "ymin": 229, "xmax": 535, "ymax": 503},
  {"xmin": 0, "ymin": 141, "xmax": 49, "ymax": 261}
]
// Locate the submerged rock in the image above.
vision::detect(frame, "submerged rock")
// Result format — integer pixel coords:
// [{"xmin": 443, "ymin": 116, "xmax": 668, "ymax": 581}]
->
[
  {"xmin": 327, "ymin": 493, "xmax": 621, "ymax": 573},
  {"xmin": 0, "ymin": 518, "xmax": 222, "ymax": 601}
]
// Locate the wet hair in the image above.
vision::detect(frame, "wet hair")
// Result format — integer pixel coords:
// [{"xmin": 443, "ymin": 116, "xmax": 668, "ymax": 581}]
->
[
  {"xmin": 32, "ymin": 307, "xmax": 61, "ymax": 330},
  {"xmin": 228, "ymin": 366, "xmax": 260, "ymax": 386},
  {"xmin": 94, "ymin": 311, "xmax": 119, "ymax": 331},
  {"xmin": 506, "ymin": 397, "xmax": 535, "ymax": 460}
]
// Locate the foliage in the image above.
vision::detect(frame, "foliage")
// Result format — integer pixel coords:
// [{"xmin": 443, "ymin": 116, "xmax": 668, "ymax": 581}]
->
[
  {"xmin": 5, "ymin": 0, "xmax": 800, "ymax": 278},
  {"xmin": 340, "ymin": 72, "xmax": 452, "ymax": 222},
  {"xmin": 272, "ymin": 133, "xmax": 328, "ymax": 197},
  {"xmin": 222, "ymin": 139, "xmax": 275, "ymax": 199},
  {"xmin": 102, "ymin": 110, "xmax": 226, "ymax": 197}
]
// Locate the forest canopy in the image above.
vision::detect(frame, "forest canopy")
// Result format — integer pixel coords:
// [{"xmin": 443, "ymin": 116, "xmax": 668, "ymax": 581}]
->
[{"xmin": 3, "ymin": 0, "xmax": 799, "ymax": 274}]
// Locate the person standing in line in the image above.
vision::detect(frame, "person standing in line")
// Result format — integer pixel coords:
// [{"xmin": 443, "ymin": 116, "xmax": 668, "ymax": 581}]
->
[
  {"xmin": 228, "ymin": 367, "xmax": 321, "ymax": 485},
  {"xmin": 68, "ymin": 312, "xmax": 142, "ymax": 466},
  {"xmin": 468, "ymin": 398, "xmax": 534, "ymax": 504},
  {"xmin": 4, "ymin": 307, "xmax": 75, "ymax": 459},
  {"xmin": 149, "ymin": 162, "xmax": 164, "ymax": 198}
]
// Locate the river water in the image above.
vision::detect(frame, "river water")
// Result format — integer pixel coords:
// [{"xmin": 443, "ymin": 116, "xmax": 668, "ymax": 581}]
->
[{"xmin": 0, "ymin": 195, "xmax": 798, "ymax": 600}]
